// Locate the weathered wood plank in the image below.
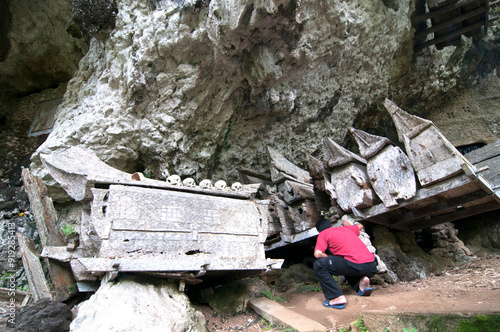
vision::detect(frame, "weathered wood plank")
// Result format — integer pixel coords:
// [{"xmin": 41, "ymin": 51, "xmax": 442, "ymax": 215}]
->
[
  {"xmin": 350, "ymin": 127, "xmax": 392, "ymax": 159},
  {"xmin": 21, "ymin": 167, "xmax": 76, "ymax": 302},
  {"xmin": 288, "ymin": 199, "xmax": 320, "ymax": 233},
  {"xmin": 77, "ymin": 256, "xmax": 282, "ymax": 272},
  {"xmin": 405, "ymin": 200, "xmax": 500, "ymax": 231},
  {"xmin": 416, "ymin": 21, "xmax": 486, "ymax": 50},
  {"xmin": 415, "ymin": 6, "xmax": 487, "ymax": 40},
  {"xmin": 388, "ymin": 190, "xmax": 493, "ymax": 228},
  {"xmin": 268, "ymin": 195, "xmax": 295, "ymax": 236},
  {"xmin": 413, "ymin": 0, "xmax": 480, "ymax": 24},
  {"xmin": 40, "ymin": 147, "xmax": 257, "ymax": 201},
  {"xmin": 322, "ymin": 138, "xmax": 366, "ymax": 170},
  {"xmin": 268, "ymin": 146, "xmax": 311, "ymax": 184},
  {"xmin": 354, "ymin": 173, "xmax": 479, "ymax": 220},
  {"xmin": 366, "ymin": 145, "xmax": 417, "ymax": 208},
  {"xmin": 21, "ymin": 167, "xmax": 65, "ymax": 246},
  {"xmin": 283, "ymin": 181, "xmax": 315, "ymax": 204},
  {"xmin": 17, "ymin": 233, "xmax": 52, "ymax": 302},
  {"xmin": 384, "ymin": 99, "xmax": 472, "ymax": 186},
  {"xmin": 328, "ymin": 163, "xmax": 376, "ymax": 212}
]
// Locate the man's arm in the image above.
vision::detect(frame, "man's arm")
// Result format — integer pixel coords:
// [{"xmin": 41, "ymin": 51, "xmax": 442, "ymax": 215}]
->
[
  {"xmin": 314, "ymin": 249, "xmax": 328, "ymax": 258},
  {"xmin": 342, "ymin": 219, "xmax": 364, "ymax": 231}
]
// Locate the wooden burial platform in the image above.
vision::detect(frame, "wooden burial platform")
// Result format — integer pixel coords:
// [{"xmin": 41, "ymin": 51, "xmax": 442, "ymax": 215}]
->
[
  {"xmin": 38, "ymin": 147, "xmax": 282, "ymax": 286},
  {"xmin": 413, "ymin": 0, "xmax": 494, "ymax": 50},
  {"xmin": 265, "ymin": 99, "xmax": 500, "ymax": 251},
  {"xmin": 352, "ymin": 99, "xmax": 500, "ymax": 231}
]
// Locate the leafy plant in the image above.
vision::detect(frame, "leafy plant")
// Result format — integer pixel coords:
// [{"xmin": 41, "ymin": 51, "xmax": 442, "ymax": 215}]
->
[
  {"xmin": 402, "ymin": 328, "xmax": 417, "ymax": 332},
  {"xmin": 261, "ymin": 288, "xmax": 286, "ymax": 303},
  {"xmin": 458, "ymin": 314, "xmax": 500, "ymax": 332},
  {"xmin": 259, "ymin": 318, "xmax": 297, "ymax": 331},
  {"xmin": 295, "ymin": 282, "xmax": 322, "ymax": 292},
  {"xmin": 61, "ymin": 223, "xmax": 77, "ymax": 238},
  {"xmin": 353, "ymin": 315, "xmax": 369, "ymax": 332}
]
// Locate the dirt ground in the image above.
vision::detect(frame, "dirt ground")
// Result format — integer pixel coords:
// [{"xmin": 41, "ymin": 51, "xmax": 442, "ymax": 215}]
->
[{"xmin": 196, "ymin": 255, "xmax": 500, "ymax": 331}]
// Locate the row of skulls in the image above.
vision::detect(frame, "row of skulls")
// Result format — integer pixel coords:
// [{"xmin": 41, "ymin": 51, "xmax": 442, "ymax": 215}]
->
[{"xmin": 166, "ymin": 174, "xmax": 243, "ymax": 191}]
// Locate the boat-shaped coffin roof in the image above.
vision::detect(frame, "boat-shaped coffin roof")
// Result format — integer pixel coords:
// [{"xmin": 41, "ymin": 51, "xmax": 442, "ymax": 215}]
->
[
  {"xmin": 322, "ymin": 137, "xmax": 366, "ymax": 169},
  {"xmin": 349, "ymin": 127, "xmax": 393, "ymax": 159},
  {"xmin": 383, "ymin": 99, "xmax": 433, "ymax": 142}
]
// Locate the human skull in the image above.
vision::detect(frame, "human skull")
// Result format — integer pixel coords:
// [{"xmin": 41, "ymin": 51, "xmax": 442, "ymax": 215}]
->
[
  {"xmin": 161, "ymin": 169, "xmax": 170, "ymax": 180},
  {"xmin": 182, "ymin": 177, "xmax": 196, "ymax": 187},
  {"xmin": 231, "ymin": 182, "xmax": 243, "ymax": 191},
  {"xmin": 199, "ymin": 179, "xmax": 213, "ymax": 189},
  {"xmin": 167, "ymin": 175, "xmax": 182, "ymax": 186},
  {"xmin": 131, "ymin": 172, "xmax": 145, "ymax": 181},
  {"xmin": 214, "ymin": 180, "xmax": 227, "ymax": 190}
]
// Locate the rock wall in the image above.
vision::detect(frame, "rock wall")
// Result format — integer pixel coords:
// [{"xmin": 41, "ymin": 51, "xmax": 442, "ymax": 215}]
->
[
  {"xmin": 0, "ymin": 0, "xmax": 87, "ymax": 100},
  {"xmin": 27, "ymin": 0, "xmax": 499, "ymax": 201},
  {"xmin": 70, "ymin": 276, "xmax": 207, "ymax": 332}
]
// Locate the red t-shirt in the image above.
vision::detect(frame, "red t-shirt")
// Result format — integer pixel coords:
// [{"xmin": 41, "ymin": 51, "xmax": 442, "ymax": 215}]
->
[{"xmin": 315, "ymin": 225, "xmax": 375, "ymax": 264}]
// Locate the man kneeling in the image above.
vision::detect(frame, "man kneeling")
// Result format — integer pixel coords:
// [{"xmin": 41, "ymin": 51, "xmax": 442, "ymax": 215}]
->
[{"xmin": 313, "ymin": 217, "xmax": 378, "ymax": 309}]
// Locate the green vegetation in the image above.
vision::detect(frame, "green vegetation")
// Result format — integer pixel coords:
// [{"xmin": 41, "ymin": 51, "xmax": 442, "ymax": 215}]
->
[
  {"xmin": 458, "ymin": 314, "xmax": 500, "ymax": 332},
  {"xmin": 353, "ymin": 315, "xmax": 369, "ymax": 332},
  {"xmin": 261, "ymin": 285, "xmax": 286, "ymax": 303},
  {"xmin": 61, "ymin": 223, "xmax": 77, "ymax": 238},
  {"xmin": 294, "ymin": 282, "xmax": 322, "ymax": 292},
  {"xmin": 259, "ymin": 318, "xmax": 296, "ymax": 331}
]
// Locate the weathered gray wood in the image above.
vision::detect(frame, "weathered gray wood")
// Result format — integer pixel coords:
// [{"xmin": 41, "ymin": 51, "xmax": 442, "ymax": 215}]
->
[
  {"xmin": 383, "ymin": 99, "xmax": 433, "ymax": 141},
  {"xmin": 21, "ymin": 167, "xmax": 65, "ymax": 246},
  {"xmin": 77, "ymin": 256, "xmax": 282, "ymax": 272},
  {"xmin": 366, "ymin": 145, "xmax": 417, "ymax": 207},
  {"xmin": 21, "ymin": 167, "xmax": 76, "ymax": 302},
  {"xmin": 384, "ymin": 99, "xmax": 472, "ymax": 187},
  {"xmin": 322, "ymin": 138, "xmax": 366, "ymax": 170},
  {"xmin": 95, "ymin": 185, "xmax": 268, "ymax": 263},
  {"xmin": 267, "ymin": 146, "xmax": 311, "ymax": 184},
  {"xmin": 40, "ymin": 147, "xmax": 257, "ymax": 201},
  {"xmin": 0, "ymin": 287, "xmax": 29, "ymax": 307},
  {"xmin": 354, "ymin": 173, "xmax": 479, "ymax": 221},
  {"xmin": 283, "ymin": 180, "xmax": 315, "ymax": 204},
  {"xmin": 288, "ymin": 199, "xmax": 320, "ymax": 233},
  {"xmin": 465, "ymin": 140, "xmax": 500, "ymax": 191},
  {"xmin": 328, "ymin": 163, "xmax": 376, "ymax": 212},
  {"xmin": 307, "ymin": 154, "xmax": 326, "ymax": 193},
  {"xmin": 388, "ymin": 190, "xmax": 493, "ymax": 228},
  {"xmin": 405, "ymin": 200, "xmax": 500, "ymax": 231},
  {"xmin": 350, "ymin": 127, "xmax": 392, "ymax": 159},
  {"xmin": 17, "ymin": 233, "xmax": 52, "ymax": 302},
  {"xmin": 268, "ymin": 195, "xmax": 295, "ymax": 236}
]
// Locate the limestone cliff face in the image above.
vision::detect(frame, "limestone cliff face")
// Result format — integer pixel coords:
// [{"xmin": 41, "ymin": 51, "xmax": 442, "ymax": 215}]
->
[
  {"xmin": 27, "ymin": 0, "xmax": 498, "ymax": 199},
  {"xmin": 0, "ymin": 0, "xmax": 87, "ymax": 99}
]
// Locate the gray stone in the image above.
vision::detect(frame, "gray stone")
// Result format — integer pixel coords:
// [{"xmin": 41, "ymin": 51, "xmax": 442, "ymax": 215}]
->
[
  {"xmin": 12, "ymin": 298, "xmax": 72, "ymax": 332},
  {"xmin": 275, "ymin": 263, "xmax": 317, "ymax": 292},
  {"xmin": 208, "ymin": 278, "xmax": 270, "ymax": 317},
  {"xmin": 70, "ymin": 276, "xmax": 206, "ymax": 332}
]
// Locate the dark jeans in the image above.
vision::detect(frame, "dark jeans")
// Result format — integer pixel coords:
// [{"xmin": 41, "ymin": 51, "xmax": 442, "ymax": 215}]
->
[{"xmin": 313, "ymin": 256, "xmax": 378, "ymax": 300}]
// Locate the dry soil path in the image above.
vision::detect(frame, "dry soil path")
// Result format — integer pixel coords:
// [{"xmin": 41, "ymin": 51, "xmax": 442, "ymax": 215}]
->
[{"xmin": 197, "ymin": 255, "xmax": 500, "ymax": 331}]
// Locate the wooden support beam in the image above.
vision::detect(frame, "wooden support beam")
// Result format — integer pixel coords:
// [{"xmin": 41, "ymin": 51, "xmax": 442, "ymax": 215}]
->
[
  {"xmin": 21, "ymin": 167, "xmax": 76, "ymax": 302},
  {"xmin": 388, "ymin": 191, "xmax": 494, "ymax": 228},
  {"xmin": 17, "ymin": 233, "xmax": 52, "ymax": 302},
  {"xmin": 415, "ymin": 6, "xmax": 487, "ymax": 40},
  {"xmin": 415, "ymin": 21, "xmax": 485, "ymax": 50},
  {"xmin": 406, "ymin": 200, "xmax": 500, "ymax": 231},
  {"xmin": 412, "ymin": 0, "xmax": 482, "ymax": 24}
]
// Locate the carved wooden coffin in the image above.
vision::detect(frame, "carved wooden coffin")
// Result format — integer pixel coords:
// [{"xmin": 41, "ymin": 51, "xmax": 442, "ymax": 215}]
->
[
  {"xmin": 350, "ymin": 127, "xmax": 417, "ymax": 208},
  {"xmin": 82, "ymin": 185, "xmax": 280, "ymax": 272},
  {"xmin": 323, "ymin": 138, "xmax": 375, "ymax": 212},
  {"xmin": 384, "ymin": 99, "xmax": 473, "ymax": 187},
  {"xmin": 40, "ymin": 148, "xmax": 282, "ymax": 281}
]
